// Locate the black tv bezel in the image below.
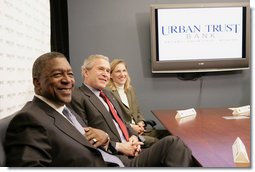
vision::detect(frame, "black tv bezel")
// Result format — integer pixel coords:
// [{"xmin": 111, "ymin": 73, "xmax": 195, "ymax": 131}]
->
[{"xmin": 150, "ymin": 2, "xmax": 250, "ymax": 73}]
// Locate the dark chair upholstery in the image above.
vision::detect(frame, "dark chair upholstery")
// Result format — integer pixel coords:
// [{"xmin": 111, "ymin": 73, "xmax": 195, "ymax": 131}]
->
[
  {"xmin": 144, "ymin": 120, "xmax": 157, "ymax": 133},
  {"xmin": 0, "ymin": 113, "xmax": 16, "ymax": 166},
  {"xmin": 145, "ymin": 120, "xmax": 157, "ymax": 128}
]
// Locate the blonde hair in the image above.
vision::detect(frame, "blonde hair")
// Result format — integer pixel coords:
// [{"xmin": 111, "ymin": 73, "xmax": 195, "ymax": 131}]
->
[
  {"xmin": 108, "ymin": 59, "xmax": 131, "ymax": 91},
  {"xmin": 81, "ymin": 54, "xmax": 109, "ymax": 78}
]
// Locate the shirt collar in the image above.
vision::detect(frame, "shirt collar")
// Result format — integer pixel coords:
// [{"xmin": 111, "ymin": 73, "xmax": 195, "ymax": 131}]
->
[
  {"xmin": 84, "ymin": 83, "xmax": 101, "ymax": 97},
  {"xmin": 35, "ymin": 94, "xmax": 65, "ymax": 114}
]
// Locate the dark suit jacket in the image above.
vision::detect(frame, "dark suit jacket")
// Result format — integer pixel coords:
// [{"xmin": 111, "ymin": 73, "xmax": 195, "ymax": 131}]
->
[
  {"xmin": 4, "ymin": 97, "xmax": 107, "ymax": 167},
  {"xmin": 70, "ymin": 84, "xmax": 195, "ymax": 167},
  {"xmin": 70, "ymin": 84, "xmax": 137, "ymax": 145}
]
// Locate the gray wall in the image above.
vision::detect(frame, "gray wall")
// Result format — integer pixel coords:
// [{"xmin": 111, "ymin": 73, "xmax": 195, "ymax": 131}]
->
[{"xmin": 68, "ymin": 0, "xmax": 251, "ymax": 129}]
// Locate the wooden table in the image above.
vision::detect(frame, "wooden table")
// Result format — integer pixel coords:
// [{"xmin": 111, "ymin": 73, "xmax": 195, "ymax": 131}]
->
[{"xmin": 152, "ymin": 108, "xmax": 250, "ymax": 167}]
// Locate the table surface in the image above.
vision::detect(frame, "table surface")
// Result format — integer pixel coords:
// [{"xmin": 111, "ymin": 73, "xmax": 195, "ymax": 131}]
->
[{"xmin": 152, "ymin": 107, "xmax": 250, "ymax": 167}]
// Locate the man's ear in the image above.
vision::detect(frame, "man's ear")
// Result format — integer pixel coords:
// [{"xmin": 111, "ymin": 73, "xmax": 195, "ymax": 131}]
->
[
  {"xmin": 84, "ymin": 69, "xmax": 89, "ymax": 77},
  {"xmin": 33, "ymin": 78, "xmax": 41, "ymax": 90},
  {"xmin": 33, "ymin": 78, "xmax": 40, "ymax": 87},
  {"xmin": 33, "ymin": 78, "xmax": 41, "ymax": 94}
]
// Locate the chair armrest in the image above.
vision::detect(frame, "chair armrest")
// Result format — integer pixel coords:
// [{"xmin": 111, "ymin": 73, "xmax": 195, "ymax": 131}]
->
[{"xmin": 145, "ymin": 120, "xmax": 156, "ymax": 128}]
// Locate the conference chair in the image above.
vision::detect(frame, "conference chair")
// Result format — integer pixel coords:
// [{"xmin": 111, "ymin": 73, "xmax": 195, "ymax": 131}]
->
[
  {"xmin": 144, "ymin": 119, "xmax": 157, "ymax": 132},
  {"xmin": 0, "ymin": 113, "xmax": 16, "ymax": 166}
]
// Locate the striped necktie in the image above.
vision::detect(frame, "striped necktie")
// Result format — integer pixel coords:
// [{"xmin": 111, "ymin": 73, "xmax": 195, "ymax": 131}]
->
[
  {"xmin": 62, "ymin": 107, "xmax": 85, "ymax": 134},
  {"xmin": 62, "ymin": 107, "xmax": 124, "ymax": 167}
]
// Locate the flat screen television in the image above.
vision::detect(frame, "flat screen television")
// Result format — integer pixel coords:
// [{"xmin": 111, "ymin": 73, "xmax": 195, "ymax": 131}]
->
[{"xmin": 150, "ymin": 2, "xmax": 250, "ymax": 73}]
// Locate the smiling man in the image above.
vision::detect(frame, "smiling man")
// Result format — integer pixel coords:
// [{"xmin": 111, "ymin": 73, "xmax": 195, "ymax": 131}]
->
[
  {"xmin": 4, "ymin": 52, "xmax": 114, "ymax": 167},
  {"xmin": 32, "ymin": 52, "xmax": 74, "ymax": 105},
  {"xmin": 70, "ymin": 54, "xmax": 195, "ymax": 167}
]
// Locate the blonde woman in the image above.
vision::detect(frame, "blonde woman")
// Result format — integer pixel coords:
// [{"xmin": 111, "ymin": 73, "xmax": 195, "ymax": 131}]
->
[{"xmin": 106, "ymin": 59, "xmax": 169, "ymax": 148}]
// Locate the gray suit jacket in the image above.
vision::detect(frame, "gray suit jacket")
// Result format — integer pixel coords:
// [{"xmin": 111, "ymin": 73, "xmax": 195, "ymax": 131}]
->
[
  {"xmin": 70, "ymin": 84, "xmax": 137, "ymax": 144},
  {"xmin": 70, "ymin": 84, "xmax": 195, "ymax": 167},
  {"xmin": 4, "ymin": 96, "xmax": 107, "ymax": 167}
]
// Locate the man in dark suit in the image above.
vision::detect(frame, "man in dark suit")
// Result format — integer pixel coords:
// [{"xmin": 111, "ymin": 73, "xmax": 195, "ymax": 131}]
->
[
  {"xmin": 4, "ymin": 52, "xmax": 122, "ymax": 167},
  {"xmin": 70, "ymin": 54, "xmax": 195, "ymax": 167}
]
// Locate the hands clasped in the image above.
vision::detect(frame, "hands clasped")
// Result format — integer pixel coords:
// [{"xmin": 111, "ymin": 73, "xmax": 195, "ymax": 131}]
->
[
  {"xmin": 116, "ymin": 135, "xmax": 144, "ymax": 157},
  {"xmin": 84, "ymin": 128, "xmax": 143, "ymax": 157}
]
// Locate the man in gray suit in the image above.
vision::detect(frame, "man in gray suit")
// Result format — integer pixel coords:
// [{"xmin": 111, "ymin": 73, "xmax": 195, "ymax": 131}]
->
[
  {"xmin": 4, "ymin": 52, "xmax": 121, "ymax": 167},
  {"xmin": 70, "ymin": 54, "xmax": 195, "ymax": 167}
]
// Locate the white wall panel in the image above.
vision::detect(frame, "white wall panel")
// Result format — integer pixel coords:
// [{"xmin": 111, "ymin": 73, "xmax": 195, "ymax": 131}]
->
[{"xmin": 0, "ymin": 0, "xmax": 50, "ymax": 119}]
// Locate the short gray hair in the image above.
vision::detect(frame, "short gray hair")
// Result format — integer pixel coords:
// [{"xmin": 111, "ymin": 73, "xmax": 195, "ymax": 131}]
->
[{"xmin": 81, "ymin": 54, "xmax": 109, "ymax": 71}]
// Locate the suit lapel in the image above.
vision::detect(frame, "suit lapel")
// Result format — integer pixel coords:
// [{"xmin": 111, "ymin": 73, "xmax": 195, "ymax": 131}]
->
[
  {"xmin": 112, "ymin": 89, "xmax": 130, "ymax": 109},
  {"xmin": 80, "ymin": 85, "xmax": 121, "ymax": 140},
  {"xmin": 112, "ymin": 89, "xmax": 132, "ymax": 118},
  {"xmin": 33, "ymin": 97, "xmax": 95, "ymax": 149},
  {"xmin": 125, "ymin": 89, "xmax": 133, "ymax": 109},
  {"xmin": 105, "ymin": 91, "xmax": 125, "ymax": 119}
]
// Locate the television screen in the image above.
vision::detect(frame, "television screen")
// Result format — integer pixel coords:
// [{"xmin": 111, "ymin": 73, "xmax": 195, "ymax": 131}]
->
[{"xmin": 150, "ymin": 2, "xmax": 250, "ymax": 73}]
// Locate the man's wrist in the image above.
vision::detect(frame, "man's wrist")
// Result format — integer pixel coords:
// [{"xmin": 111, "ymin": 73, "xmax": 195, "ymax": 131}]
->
[
  {"xmin": 103, "ymin": 132, "xmax": 110, "ymax": 151},
  {"xmin": 115, "ymin": 142, "xmax": 122, "ymax": 152}
]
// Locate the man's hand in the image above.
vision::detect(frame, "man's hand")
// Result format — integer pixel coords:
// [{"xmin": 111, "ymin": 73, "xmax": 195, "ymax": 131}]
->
[
  {"xmin": 129, "ymin": 135, "xmax": 143, "ymax": 156},
  {"xmin": 116, "ymin": 135, "xmax": 143, "ymax": 157},
  {"xmin": 84, "ymin": 127, "xmax": 109, "ymax": 148}
]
